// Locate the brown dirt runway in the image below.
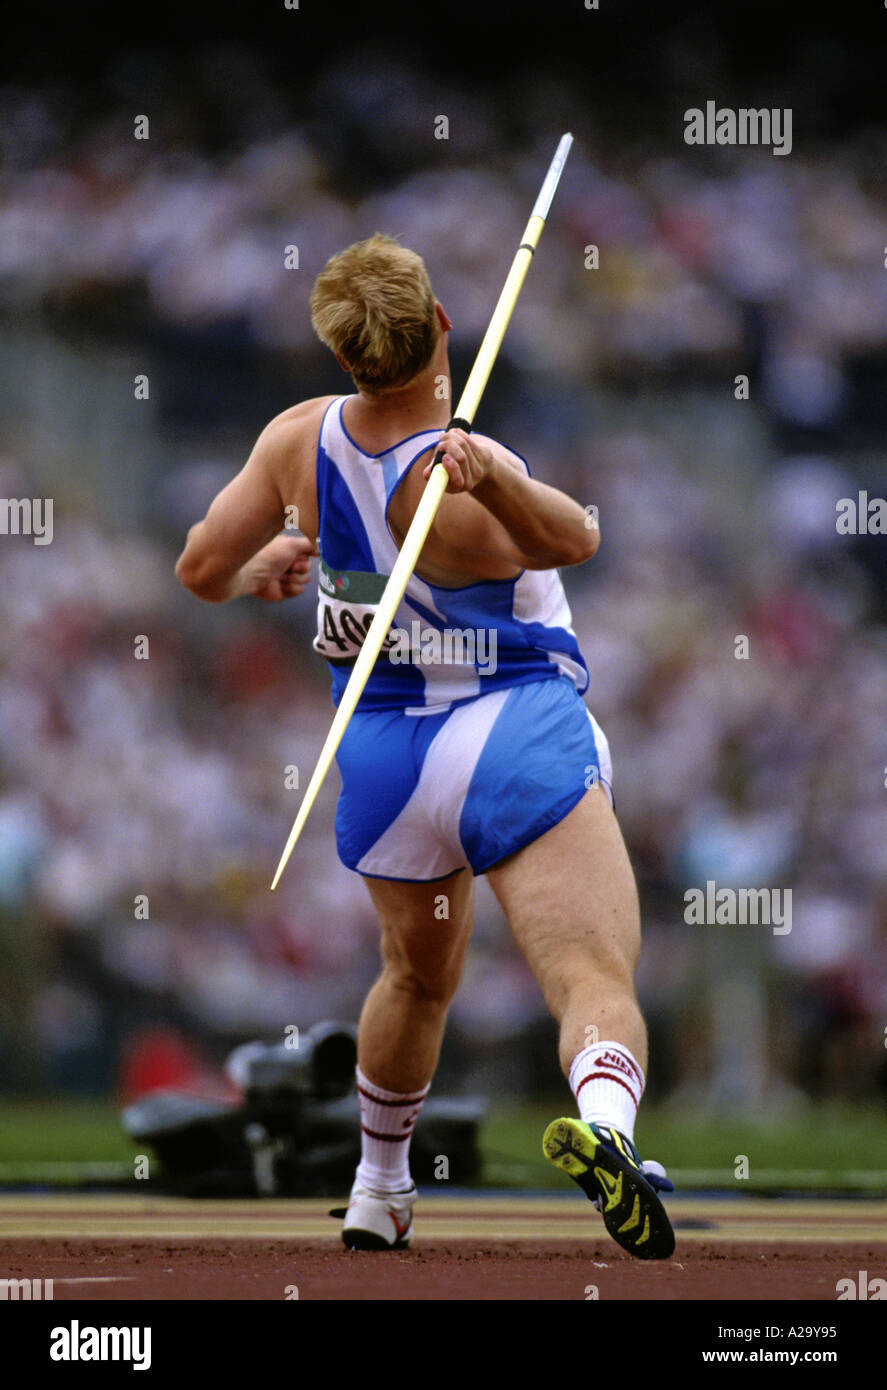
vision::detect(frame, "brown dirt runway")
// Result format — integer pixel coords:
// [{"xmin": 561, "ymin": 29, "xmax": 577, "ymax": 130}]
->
[{"xmin": 1, "ymin": 1194, "xmax": 886, "ymax": 1300}]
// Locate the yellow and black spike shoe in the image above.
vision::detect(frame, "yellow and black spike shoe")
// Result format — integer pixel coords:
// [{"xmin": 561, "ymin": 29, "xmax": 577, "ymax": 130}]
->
[{"xmin": 543, "ymin": 1118, "xmax": 675, "ymax": 1260}]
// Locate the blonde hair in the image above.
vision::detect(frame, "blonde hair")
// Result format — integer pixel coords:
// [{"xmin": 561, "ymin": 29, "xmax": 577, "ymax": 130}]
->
[{"xmin": 309, "ymin": 234, "xmax": 439, "ymax": 393}]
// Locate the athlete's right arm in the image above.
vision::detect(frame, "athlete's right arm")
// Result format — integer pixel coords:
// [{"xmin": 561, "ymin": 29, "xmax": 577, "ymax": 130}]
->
[{"xmin": 175, "ymin": 399, "xmax": 330, "ymax": 603}]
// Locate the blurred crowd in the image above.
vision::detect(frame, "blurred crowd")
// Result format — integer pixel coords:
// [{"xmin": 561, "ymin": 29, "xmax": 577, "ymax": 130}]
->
[
  {"xmin": 0, "ymin": 49, "xmax": 886, "ymax": 1112},
  {"xmin": 2, "ymin": 45, "xmax": 887, "ymax": 386}
]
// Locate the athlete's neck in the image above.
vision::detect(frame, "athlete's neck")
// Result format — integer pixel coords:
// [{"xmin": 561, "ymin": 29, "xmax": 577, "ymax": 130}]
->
[{"xmin": 343, "ymin": 343, "xmax": 453, "ymax": 448}]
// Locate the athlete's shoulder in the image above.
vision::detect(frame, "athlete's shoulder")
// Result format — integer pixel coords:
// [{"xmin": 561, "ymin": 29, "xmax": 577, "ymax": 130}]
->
[
  {"xmin": 250, "ymin": 396, "xmax": 340, "ymax": 488},
  {"xmin": 245, "ymin": 397, "xmax": 339, "ymax": 542},
  {"xmin": 260, "ymin": 395, "xmax": 340, "ymax": 448}
]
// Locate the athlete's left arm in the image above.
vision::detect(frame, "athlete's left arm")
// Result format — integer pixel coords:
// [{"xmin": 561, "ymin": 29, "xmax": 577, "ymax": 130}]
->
[
  {"xmin": 175, "ymin": 413, "xmax": 317, "ymax": 603},
  {"xmin": 426, "ymin": 429, "xmax": 599, "ymax": 572}
]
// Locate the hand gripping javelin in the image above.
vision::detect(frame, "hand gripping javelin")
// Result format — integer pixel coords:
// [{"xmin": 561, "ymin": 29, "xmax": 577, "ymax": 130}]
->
[{"xmin": 271, "ymin": 133, "xmax": 574, "ymax": 889}]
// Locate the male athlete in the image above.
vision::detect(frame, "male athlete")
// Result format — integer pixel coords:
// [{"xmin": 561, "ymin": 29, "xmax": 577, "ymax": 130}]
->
[{"xmin": 176, "ymin": 234, "xmax": 675, "ymax": 1259}]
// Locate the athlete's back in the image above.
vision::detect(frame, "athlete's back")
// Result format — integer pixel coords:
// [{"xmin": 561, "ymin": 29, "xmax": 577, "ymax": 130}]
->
[{"xmin": 314, "ymin": 394, "xmax": 589, "ymax": 713}]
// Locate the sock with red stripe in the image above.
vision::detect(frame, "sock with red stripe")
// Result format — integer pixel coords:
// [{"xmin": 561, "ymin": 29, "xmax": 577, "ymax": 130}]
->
[
  {"xmin": 355, "ymin": 1067, "xmax": 430, "ymax": 1194},
  {"xmin": 569, "ymin": 1041, "xmax": 645, "ymax": 1143}
]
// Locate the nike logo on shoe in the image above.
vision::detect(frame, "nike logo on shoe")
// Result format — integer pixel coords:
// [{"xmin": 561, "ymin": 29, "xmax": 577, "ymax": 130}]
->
[{"xmin": 389, "ymin": 1211, "xmax": 411, "ymax": 1241}]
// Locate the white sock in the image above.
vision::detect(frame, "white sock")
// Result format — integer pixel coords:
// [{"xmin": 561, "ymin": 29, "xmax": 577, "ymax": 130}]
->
[
  {"xmin": 355, "ymin": 1067, "xmax": 430, "ymax": 1193},
  {"xmin": 569, "ymin": 1041, "xmax": 645, "ymax": 1142}
]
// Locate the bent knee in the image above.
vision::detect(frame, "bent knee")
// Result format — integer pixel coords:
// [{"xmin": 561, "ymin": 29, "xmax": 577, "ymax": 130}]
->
[{"xmin": 382, "ymin": 961, "xmax": 460, "ymax": 1007}]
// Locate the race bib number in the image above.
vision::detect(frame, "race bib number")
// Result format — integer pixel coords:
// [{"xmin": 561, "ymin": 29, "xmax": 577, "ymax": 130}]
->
[{"xmin": 313, "ymin": 559, "xmax": 397, "ymax": 662}]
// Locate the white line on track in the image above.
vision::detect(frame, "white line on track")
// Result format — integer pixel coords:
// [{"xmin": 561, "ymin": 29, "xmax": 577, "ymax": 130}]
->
[{"xmin": 50, "ymin": 1276, "xmax": 137, "ymax": 1284}]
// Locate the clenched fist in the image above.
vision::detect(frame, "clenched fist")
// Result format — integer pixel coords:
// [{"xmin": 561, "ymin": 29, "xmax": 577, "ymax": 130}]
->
[{"xmin": 248, "ymin": 534, "xmax": 317, "ymax": 602}]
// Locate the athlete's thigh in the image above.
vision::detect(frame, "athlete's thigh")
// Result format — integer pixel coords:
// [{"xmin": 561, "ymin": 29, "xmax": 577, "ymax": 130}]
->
[
  {"xmin": 361, "ymin": 868, "xmax": 475, "ymax": 985},
  {"xmin": 486, "ymin": 785, "xmax": 641, "ymax": 986}
]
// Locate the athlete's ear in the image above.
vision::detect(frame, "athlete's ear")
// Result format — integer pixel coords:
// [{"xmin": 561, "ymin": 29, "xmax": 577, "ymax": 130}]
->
[
  {"xmin": 435, "ymin": 303, "xmax": 453, "ymax": 333},
  {"xmin": 334, "ymin": 353, "xmax": 352, "ymax": 374}
]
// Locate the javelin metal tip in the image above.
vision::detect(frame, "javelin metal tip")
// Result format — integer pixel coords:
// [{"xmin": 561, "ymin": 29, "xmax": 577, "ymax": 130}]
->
[{"xmin": 532, "ymin": 134, "xmax": 575, "ymax": 221}]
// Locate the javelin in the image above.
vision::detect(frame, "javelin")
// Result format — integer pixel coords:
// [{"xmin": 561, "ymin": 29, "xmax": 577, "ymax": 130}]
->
[{"xmin": 270, "ymin": 132, "xmax": 574, "ymax": 889}]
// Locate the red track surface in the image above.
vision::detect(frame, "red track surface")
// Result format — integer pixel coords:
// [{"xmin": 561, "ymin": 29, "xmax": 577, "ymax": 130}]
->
[{"xmin": 1, "ymin": 1194, "xmax": 885, "ymax": 1299}]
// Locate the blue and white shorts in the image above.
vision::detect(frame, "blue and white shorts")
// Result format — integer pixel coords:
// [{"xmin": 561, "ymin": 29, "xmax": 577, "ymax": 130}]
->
[{"xmin": 334, "ymin": 676, "xmax": 613, "ymax": 881}]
